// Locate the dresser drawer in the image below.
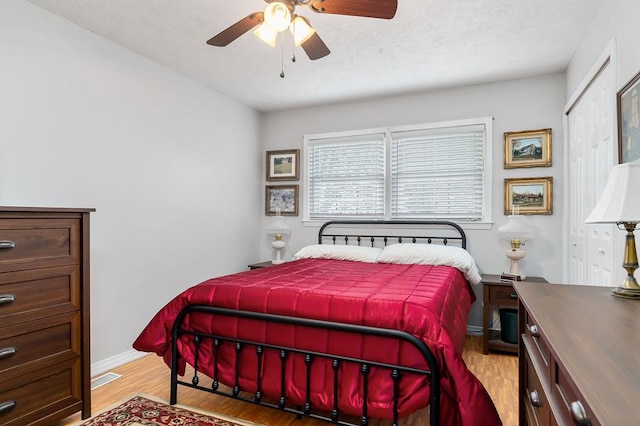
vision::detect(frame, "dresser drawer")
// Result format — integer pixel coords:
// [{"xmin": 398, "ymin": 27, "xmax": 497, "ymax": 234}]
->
[
  {"xmin": 0, "ymin": 219, "xmax": 80, "ymax": 273},
  {"xmin": 523, "ymin": 310, "xmax": 550, "ymax": 369},
  {"xmin": 552, "ymin": 361, "xmax": 597, "ymax": 426},
  {"xmin": 0, "ymin": 358, "xmax": 82, "ymax": 426},
  {"xmin": 0, "ymin": 311, "xmax": 80, "ymax": 382},
  {"xmin": 489, "ymin": 284, "xmax": 519, "ymax": 306},
  {"xmin": 0, "ymin": 265, "xmax": 80, "ymax": 327},
  {"xmin": 523, "ymin": 343, "xmax": 550, "ymax": 425}
]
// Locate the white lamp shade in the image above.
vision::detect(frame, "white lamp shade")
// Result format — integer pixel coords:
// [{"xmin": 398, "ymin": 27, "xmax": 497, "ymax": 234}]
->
[
  {"xmin": 253, "ymin": 22, "xmax": 278, "ymax": 47},
  {"xmin": 289, "ymin": 15, "xmax": 315, "ymax": 46},
  {"xmin": 497, "ymin": 215, "xmax": 534, "ymax": 242},
  {"xmin": 586, "ymin": 162, "xmax": 640, "ymax": 224},
  {"xmin": 266, "ymin": 211, "xmax": 290, "ymax": 237}
]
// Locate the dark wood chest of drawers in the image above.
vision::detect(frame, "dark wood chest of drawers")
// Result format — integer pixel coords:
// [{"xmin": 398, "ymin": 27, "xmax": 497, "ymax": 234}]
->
[
  {"xmin": 0, "ymin": 207, "xmax": 93, "ymax": 425},
  {"xmin": 515, "ymin": 282, "xmax": 640, "ymax": 425}
]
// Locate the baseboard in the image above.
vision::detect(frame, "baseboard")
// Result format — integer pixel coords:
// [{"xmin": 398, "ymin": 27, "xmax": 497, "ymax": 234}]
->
[
  {"xmin": 92, "ymin": 349, "xmax": 149, "ymax": 377},
  {"xmin": 467, "ymin": 325, "xmax": 482, "ymax": 336}
]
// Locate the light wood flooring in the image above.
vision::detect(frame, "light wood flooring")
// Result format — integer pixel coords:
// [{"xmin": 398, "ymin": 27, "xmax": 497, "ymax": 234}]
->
[{"xmin": 57, "ymin": 336, "xmax": 517, "ymax": 426}]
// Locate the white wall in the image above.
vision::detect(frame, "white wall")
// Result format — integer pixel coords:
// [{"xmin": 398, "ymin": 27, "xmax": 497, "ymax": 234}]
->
[
  {"xmin": 260, "ymin": 74, "xmax": 566, "ymax": 327},
  {"xmin": 565, "ymin": 0, "xmax": 640, "ymax": 286},
  {"xmin": 0, "ymin": 0, "xmax": 262, "ymax": 370},
  {"xmin": 566, "ymin": 0, "xmax": 640, "ymax": 99}
]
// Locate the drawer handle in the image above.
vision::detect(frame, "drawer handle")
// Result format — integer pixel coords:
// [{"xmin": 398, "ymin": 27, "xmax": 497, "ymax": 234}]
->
[
  {"xmin": 529, "ymin": 324, "xmax": 540, "ymax": 338},
  {"xmin": 509, "ymin": 292, "xmax": 518, "ymax": 300},
  {"xmin": 0, "ymin": 240, "xmax": 16, "ymax": 250},
  {"xmin": 0, "ymin": 400, "xmax": 16, "ymax": 415},
  {"xmin": 0, "ymin": 295, "xmax": 16, "ymax": 306},
  {"xmin": 570, "ymin": 400, "xmax": 591, "ymax": 426},
  {"xmin": 529, "ymin": 389, "xmax": 541, "ymax": 407},
  {"xmin": 0, "ymin": 347, "xmax": 17, "ymax": 359}
]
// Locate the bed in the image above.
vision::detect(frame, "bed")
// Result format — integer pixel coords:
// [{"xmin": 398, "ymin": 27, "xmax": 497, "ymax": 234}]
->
[{"xmin": 133, "ymin": 220, "xmax": 501, "ymax": 425}]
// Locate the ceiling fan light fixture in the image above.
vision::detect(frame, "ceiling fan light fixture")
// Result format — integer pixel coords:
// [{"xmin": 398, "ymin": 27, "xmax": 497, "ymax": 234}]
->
[
  {"xmin": 289, "ymin": 15, "xmax": 316, "ymax": 46},
  {"xmin": 253, "ymin": 22, "xmax": 278, "ymax": 47},
  {"xmin": 264, "ymin": 2, "xmax": 292, "ymax": 32}
]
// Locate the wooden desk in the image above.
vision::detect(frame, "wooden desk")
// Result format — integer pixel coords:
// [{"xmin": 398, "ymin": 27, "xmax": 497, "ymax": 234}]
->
[{"xmin": 515, "ymin": 282, "xmax": 640, "ymax": 425}]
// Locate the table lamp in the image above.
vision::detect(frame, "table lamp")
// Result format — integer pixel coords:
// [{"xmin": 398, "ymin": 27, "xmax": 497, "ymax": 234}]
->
[
  {"xmin": 586, "ymin": 162, "xmax": 640, "ymax": 299},
  {"xmin": 497, "ymin": 213, "xmax": 535, "ymax": 279},
  {"xmin": 266, "ymin": 208, "xmax": 290, "ymax": 264}
]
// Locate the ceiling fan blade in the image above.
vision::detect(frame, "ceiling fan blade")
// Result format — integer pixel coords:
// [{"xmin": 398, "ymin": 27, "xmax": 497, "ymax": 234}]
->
[
  {"xmin": 307, "ymin": 0, "xmax": 397, "ymax": 19},
  {"xmin": 206, "ymin": 12, "xmax": 264, "ymax": 46},
  {"xmin": 301, "ymin": 32, "xmax": 330, "ymax": 60}
]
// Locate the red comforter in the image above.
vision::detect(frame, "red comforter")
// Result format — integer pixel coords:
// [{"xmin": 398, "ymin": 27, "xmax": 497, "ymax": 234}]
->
[{"xmin": 133, "ymin": 258, "xmax": 501, "ymax": 425}]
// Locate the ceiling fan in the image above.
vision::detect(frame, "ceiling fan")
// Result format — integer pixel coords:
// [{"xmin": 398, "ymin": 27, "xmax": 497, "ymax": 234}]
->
[{"xmin": 206, "ymin": 0, "xmax": 398, "ymax": 60}]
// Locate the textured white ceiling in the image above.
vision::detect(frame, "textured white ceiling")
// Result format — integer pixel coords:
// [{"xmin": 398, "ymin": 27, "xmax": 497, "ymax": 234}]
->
[{"xmin": 27, "ymin": 0, "xmax": 602, "ymax": 112}]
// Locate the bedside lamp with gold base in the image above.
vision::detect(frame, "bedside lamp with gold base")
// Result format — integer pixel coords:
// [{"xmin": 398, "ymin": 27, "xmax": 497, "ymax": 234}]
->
[
  {"xmin": 586, "ymin": 162, "xmax": 640, "ymax": 299},
  {"xmin": 497, "ymin": 214, "xmax": 535, "ymax": 280},
  {"xmin": 266, "ymin": 208, "xmax": 290, "ymax": 265}
]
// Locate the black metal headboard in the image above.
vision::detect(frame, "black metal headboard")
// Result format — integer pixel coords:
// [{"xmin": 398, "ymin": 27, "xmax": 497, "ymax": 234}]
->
[{"xmin": 318, "ymin": 220, "xmax": 466, "ymax": 249}]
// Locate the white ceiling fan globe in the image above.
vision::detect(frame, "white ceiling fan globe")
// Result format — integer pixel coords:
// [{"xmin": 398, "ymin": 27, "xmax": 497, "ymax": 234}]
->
[{"xmin": 264, "ymin": 2, "xmax": 292, "ymax": 32}]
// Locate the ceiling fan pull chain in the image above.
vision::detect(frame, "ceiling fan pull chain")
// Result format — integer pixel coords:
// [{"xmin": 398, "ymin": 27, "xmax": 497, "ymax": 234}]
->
[
  {"xmin": 280, "ymin": 32, "xmax": 286, "ymax": 78},
  {"xmin": 291, "ymin": 20, "xmax": 296, "ymax": 63}
]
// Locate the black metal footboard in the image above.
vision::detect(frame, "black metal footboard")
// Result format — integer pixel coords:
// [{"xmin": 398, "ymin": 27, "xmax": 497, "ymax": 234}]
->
[{"xmin": 170, "ymin": 305, "xmax": 440, "ymax": 426}]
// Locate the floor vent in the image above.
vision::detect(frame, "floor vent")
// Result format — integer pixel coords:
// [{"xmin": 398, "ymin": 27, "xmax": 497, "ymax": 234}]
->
[{"xmin": 91, "ymin": 372, "xmax": 122, "ymax": 390}]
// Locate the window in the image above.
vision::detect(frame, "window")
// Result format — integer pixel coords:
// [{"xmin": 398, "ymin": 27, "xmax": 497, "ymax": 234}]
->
[
  {"xmin": 304, "ymin": 117, "xmax": 492, "ymax": 223},
  {"xmin": 308, "ymin": 133, "xmax": 386, "ymax": 217}
]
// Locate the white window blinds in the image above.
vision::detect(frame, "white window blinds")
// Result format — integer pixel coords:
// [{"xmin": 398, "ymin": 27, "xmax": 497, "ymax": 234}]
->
[
  {"xmin": 308, "ymin": 134, "xmax": 386, "ymax": 218},
  {"xmin": 390, "ymin": 125, "xmax": 485, "ymax": 220},
  {"xmin": 304, "ymin": 118, "xmax": 491, "ymax": 222}
]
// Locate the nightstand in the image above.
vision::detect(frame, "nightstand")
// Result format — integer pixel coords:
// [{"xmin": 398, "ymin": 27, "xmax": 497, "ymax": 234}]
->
[
  {"xmin": 248, "ymin": 261, "xmax": 274, "ymax": 270},
  {"xmin": 481, "ymin": 274, "xmax": 547, "ymax": 354}
]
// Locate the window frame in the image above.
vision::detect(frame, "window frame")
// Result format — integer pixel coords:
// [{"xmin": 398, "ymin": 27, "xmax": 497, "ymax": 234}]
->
[{"xmin": 302, "ymin": 117, "xmax": 493, "ymax": 228}]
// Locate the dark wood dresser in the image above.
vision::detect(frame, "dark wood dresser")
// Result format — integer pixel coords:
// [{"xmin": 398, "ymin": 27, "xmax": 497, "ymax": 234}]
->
[
  {"xmin": 515, "ymin": 282, "xmax": 640, "ymax": 425},
  {"xmin": 0, "ymin": 207, "xmax": 93, "ymax": 425}
]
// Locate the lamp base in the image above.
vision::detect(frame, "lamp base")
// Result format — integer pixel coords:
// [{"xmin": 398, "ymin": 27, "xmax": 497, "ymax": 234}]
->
[
  {"xmin": 271, "ymin": 239, "xmax": 286, "ymax": 265},
  {"xmin": 611, "ymin": 223, "xmax": 639, "ymax": 299},
  {"xmin": 505, "ymin": 248, "xmax": 526, "ymax": 279},
  {"xmin": 612, "ymin": 287, "xmax": 640, "ymax": 299},
  {"xmin": 611, "ymin": 276, "xmax": 640, "ymax": 299}
]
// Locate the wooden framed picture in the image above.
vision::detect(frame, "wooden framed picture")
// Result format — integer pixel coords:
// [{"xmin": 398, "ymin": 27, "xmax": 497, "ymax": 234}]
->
[
  {"xmin": 503, "ymin": 129, "xmax": 552, "ymax": 168},
  {"xmin": 617, "ymin": 71, "xmax": 640, "ymax": 163},
  {"xmin": 504, "ymin": 177, "xmax": 553, "ymax": 215},
  {"xmin": 266, "ymin": 149, "xmax": 300, "ymax": 181},
  {"xmin": 265, "ymin": 185, "xmax": 298, "ymax": 216}
]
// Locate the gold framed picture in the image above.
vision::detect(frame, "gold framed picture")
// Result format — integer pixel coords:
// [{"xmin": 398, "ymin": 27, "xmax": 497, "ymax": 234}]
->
[
  {"xmin": 265, "ymin": 185, "xmax": 298, "ymax": 216},
  {"xmin": 504, "ymin": 129, "xmax": 552, "ymax": 168},
  {"xmin": 504, "ymin": 177, "xmax": 553, "ymax": 215},
  {"xmin": 266, "ymin": 149, "xmax": 300, "ymax": 181},
  {"xmin": 617, "ymin": 70, "xmax": 640, "ymax": 163}
]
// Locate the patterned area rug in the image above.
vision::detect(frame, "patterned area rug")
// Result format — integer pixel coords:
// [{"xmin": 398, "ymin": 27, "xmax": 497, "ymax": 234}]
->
[{"xmin": 79, "ymin": 395, "xmax": 262, "ymax": 426}]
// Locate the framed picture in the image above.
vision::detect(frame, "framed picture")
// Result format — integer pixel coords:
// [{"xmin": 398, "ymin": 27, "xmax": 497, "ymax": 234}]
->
[
  {"xmin": 266, "ymin": 149, "xmax": 300, "ymax": 181},
  {"xmin": 265, "ymin": 185, "xmax": 298, "ymax": 216},
  {"xmin": 617, "ymin": 71, "xmax": 640, "ymax": 163},
  {"xmin": 503, "ymin": 129, "xmax": 552, "ymax": 168},
  {"xmin": 504, "ymin": 177, "xmax": 553, "ymax": 215}
]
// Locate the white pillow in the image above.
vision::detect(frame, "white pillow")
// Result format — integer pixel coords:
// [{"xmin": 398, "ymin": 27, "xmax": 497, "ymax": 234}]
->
[
  {"xmin": 376, "ymin": 243, "xmax": 482, "ymax": 285},
  {"xmin": 293, "ymin": 244, "xmax": 383, "ymax": 263}
]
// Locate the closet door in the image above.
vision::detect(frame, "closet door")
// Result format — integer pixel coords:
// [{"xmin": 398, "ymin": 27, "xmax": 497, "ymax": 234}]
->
[{"xmin": 566, "ymin": 62, "xmax": 616, "ymax": 286}]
